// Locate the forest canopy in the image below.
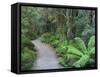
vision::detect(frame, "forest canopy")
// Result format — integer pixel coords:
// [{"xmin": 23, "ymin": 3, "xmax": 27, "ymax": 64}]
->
[{"xmin": 21, "ymin": 6, "xmax": 95, "ymax": 41}]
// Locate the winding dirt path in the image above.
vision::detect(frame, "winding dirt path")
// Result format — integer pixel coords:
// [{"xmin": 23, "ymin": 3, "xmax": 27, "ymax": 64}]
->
[{"xmin": 32, "ymin": 38, "xmax": 63, "ymax": 70}]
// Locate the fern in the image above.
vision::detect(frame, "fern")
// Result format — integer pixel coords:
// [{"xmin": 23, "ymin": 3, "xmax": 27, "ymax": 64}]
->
[
  {"xmin": 21, "ymin": 47, "xmax": 36, "ymax": 70},
  {"xmin": 67, "ymin": 53, "xmax": 80, "ymax": 60},
  {"xmin": 67, "ymin": 45, "xmax": 84, "ymax": 57},
  {"xmin": 73, "ymin": 55, "xmax": 89, "ymax": 67},
  {"xmin": 66, "ymin": 36, "xmax": 95, "ymax": 67},
  {"xmin": 89, "ymin": 47, "xmax": 95, "ymax": 55},
  {"xmin": 74, "ymin": 37, "xmax": 87, "ymax": 54},
  {"xmin": 88, "ymin": 36, "xmax": 95, "ymax": 51}
]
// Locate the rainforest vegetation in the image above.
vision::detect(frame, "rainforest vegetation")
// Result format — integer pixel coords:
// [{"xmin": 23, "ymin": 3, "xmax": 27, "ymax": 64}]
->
[{"xmin": 21, "ymin": 6, "xmax": 96, "ymax": 70}]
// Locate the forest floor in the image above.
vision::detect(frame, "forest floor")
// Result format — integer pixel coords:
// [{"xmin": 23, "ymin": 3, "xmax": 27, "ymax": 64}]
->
[{"xmin": 31, "ymin": 38, "xmax": 63, "ymax": 70}]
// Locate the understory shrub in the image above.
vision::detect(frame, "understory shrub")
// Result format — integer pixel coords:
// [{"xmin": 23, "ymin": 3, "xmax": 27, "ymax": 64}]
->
[
  {"xmin": 21, "ymin": 47, "xmax": 36, "ymax": 70},
  {"xmin": 21, "ymin": 35, "xmax": 37, "ymax": 70},
  {"xmin": 41, "ymin": 32, "xmax": 55, "ymax": 43},
  {"xmin": 41, "ymin": 33, "xmax": 95, "ymax": 68},
  {"xmin": 56, "ymin": 40, "xmax": 68, "ymax": 56},
  {"xmin": 41, "ymin": 32, "xmax": 60, "ymax": 45},
  {"xmin": 65, "ymin": 36, "xmax": 95, "ymax": 68},
  {"xmin": 25, "ymin": 31, "xmax": 38, "ymax": 40},
  {"xmin": 73, "ymin": 36, "xmax": 95, "ymax": 67},
  {"xmin": 21, "ymin": 35, "xmax": 36, "ymax": 51}
]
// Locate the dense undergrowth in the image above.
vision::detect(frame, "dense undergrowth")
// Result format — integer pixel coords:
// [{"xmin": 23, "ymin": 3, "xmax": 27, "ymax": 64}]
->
[
  {"xmin": 41, "ymin": 32, "xmax": 95, "ymax": 68},
  {"xmin": 21, "ymin": 34, "xmax": 37, "ymax": 70}
]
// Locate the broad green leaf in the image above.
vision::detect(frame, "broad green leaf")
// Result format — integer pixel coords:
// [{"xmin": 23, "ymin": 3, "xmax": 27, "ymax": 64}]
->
[
  {"xmin": 73, "ymin": 55, "xmax": 89, "ymax": 67},
  {"xmin": 88, "ymin": 36, "xmax": 95, "ymax": 51},
  {"xmin": 67, "ymin": 53, "xmax": 80, "ymax": 59},
  {"xmin": 67, "ymin": 53, "xmax": 80, "ymax": 62},
  {"xmin": 74, "ymin": 37, "xmax": 87, "ymax": 54},
  {"xmin": 67, "ymin": 45, "xmax": 84, "ymax": 57},
  {"xmin": 89, "ymin": 47, "xmax": 95, "ymax": 55}
]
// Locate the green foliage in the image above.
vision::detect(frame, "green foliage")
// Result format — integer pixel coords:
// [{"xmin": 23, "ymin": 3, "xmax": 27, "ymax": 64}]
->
[
  {"xmin": 21, "ymin": 32, "xmax": 37, "ymax": 70},
  {"xmin": 21, "ymin": 47, "xmax": 36, "ymax": 63},
  {"xmin": 89, "ymin": 47, "xmax": 95, "ymax": 55},
  {"xmin": 21, "ymin": 6, "xmax": 39, "ymax": 70},
  {"xmin": 21, "ymin": 35, "xmax": 37, "ymax": 70},
  {"xmin": 66, "ymin": 36, "xmax": 95, "ymax": 67},
  {"xmin": 21, "ymin": 47, "xmax": 36, "ymax": 70},
  {"xmin": 41, "ymin": 33, "xmax": 95, "ymax": 68},
  {"xmin": 41, "ymin": 32, "xmax": 59, "ymax": 45},
  {"xmin": 88, "ymin": 36, "xmax": 95, "ymax": 51},
  {"xmin": 59, "ymin": 57, "xmax": 68, "ymax": 67},
  {"xmin": 21, "ymin": 36, "xmax": 35, "ymax": 51},
  {"xmin": 21, "ymin": 6, "xmax": 95, "ymax": 69},
  {"xmin": 50, "ymin": 39, "xmax": 60, "ymax": 48},
  {"xmin": 41, "ymin": 30, "xmax": 95, "ymax": 68},
  {"xmin": 67, "ymin": 45, "xmax": 83, "ymax": 57},
  {"xmin": 56, "ymin": 40, "xmax": 68, "ymax": 56},
  {"xmin": 73, "ymin": 55, "xmax": 89, "ymax": 67},
  {"xmin": 41, "ymin": 32, "xmax": 52, "ymax": 43},
  {"xmin": 74, "ymin": 37, "xmax": 87, "ymax": 54},
  {"xmin": 26, "ymin": 31, "xmax": 38, "ymax": 40}
]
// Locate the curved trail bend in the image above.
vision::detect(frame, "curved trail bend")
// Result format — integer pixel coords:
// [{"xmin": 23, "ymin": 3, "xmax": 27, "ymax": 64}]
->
[{"xmin": 32, "ymin": 38, "xmax": 63, "ymax": 70}]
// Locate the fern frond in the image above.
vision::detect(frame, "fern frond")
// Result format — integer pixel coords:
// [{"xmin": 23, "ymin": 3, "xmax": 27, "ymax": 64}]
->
[
  {"xmin": 89, "ymin": 47, "xmax": 95, "ymax": 55},
  {"xmin": 67, "ymin": 45, "xmax": 84, "ymax": 57},
  {"xmin": 88, "ymin": 36, "xmax": 95, "ymax": 51},
  {"xmin": 73, "ymin": 55, "xmax": 89, "ymax": 67},
  {"xmin": 74, "ymin": 37, "xmax": 87, "ymax": 54}
]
